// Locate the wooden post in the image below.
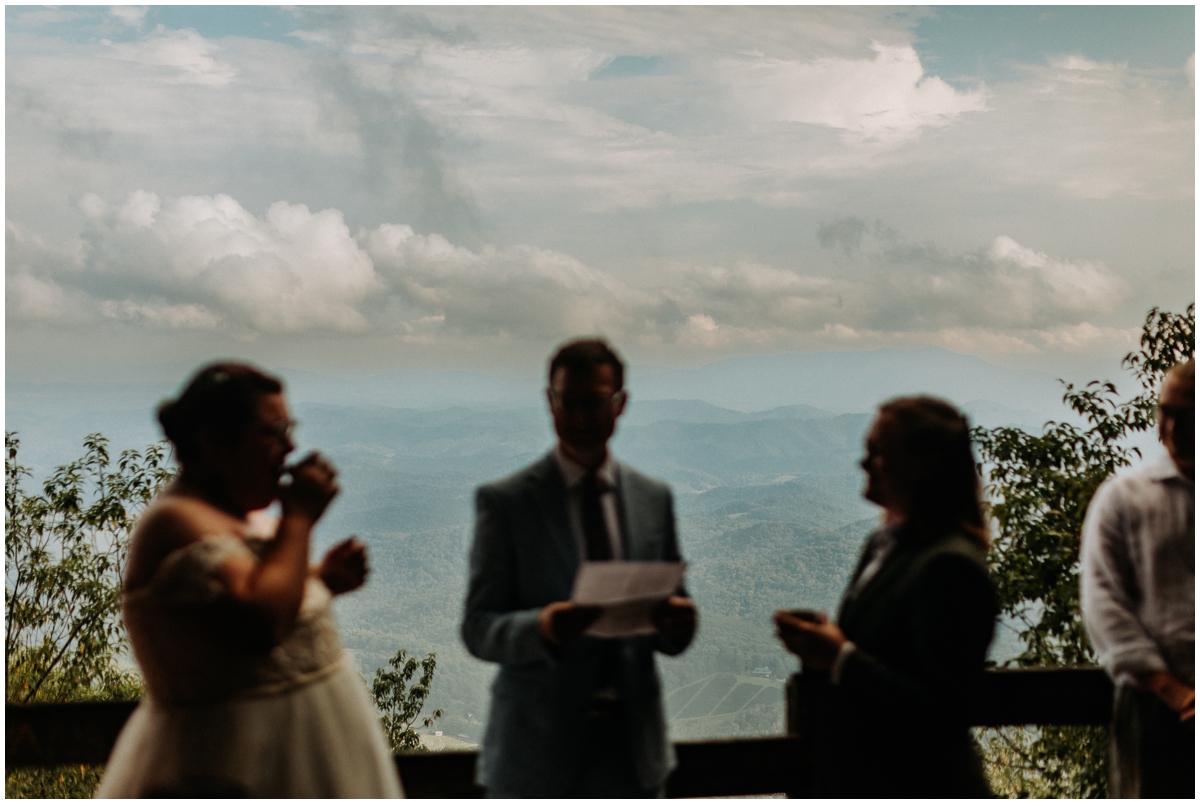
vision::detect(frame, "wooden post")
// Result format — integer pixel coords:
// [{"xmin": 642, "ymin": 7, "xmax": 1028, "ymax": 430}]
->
[{"xmin": 784, "ymin": 671, "xmax": 820, "ymax": 798}]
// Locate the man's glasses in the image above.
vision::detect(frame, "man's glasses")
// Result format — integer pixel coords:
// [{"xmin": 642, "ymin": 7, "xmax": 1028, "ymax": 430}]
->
[{"xmin": 549, "ymin": 390, "xmax": 626, "ymax": 414}]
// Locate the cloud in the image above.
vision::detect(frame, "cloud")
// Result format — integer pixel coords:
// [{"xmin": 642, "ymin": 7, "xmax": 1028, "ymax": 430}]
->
[
  {"xmin": 723, "ymin": 42, "xmax": 988, "ymax": 141},
  {"xmin": 3, "ymin": 9, "xmax": 1190, "ymax": 379},
  {"xmin": 7, "ymin": 273, "xmax": 93, "ymax": 324},
  {"xmin": 361, "ymin": 223, "xmax": 670, "ymax": 341},
  {"xmin": 55, "ymin": 192, "xmax": 380, "ymax": 332},
  {"xmin": 987, "ymin": 236, "xmax": 1122, "ymax": 313},
  {"xmin": 109, "ymin": 6, "xmax": 149, "ymax": 29},
  {"xmin": 666, "ymin": 233, "xmax": 1125, "ymax": 342},
  {"xmin": 1050, "ymin": 54, "xmax": 1105, "ymax": 72},
  {"xmin": 7, "ymin": 190, "xmax": 1134, "ymax": 360},
  {"xmin": 817, "ymin": 217, "xmax": 868, "ymax": 254},
  {"xmin": 11, "ymin": 190, "xmax": 673, "ymax": 342},
  {"xmin": 6, "ymin": 6, "xmax": 1188, "ymax": 233},
  {"xmin": 104, "ymin": 27, "xmax": 239, "ymax": 85},
  {"xmin": 973, "ymin": 57, "xmax": 1195, "ymax": 201},
  {"xmin": 99, "ymin": 299, "xmax": 221, "ymax": 329}
]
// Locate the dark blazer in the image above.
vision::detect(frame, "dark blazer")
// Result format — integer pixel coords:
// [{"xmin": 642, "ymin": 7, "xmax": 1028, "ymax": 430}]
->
[
  {"xmin": 460, "ymin": 451, "xmax": 691, "ymax": 797},
  {"xmin": 807, "ymin": 524, "xmax": 997, "ymax": 798}
]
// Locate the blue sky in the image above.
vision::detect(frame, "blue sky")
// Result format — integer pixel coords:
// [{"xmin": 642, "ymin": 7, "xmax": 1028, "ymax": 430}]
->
[
  {"xmin": 5, "ymin": 6, "xmax": 1194, "ymax": 382},
  {"xmin": 17, "ymin": 6, "xmax": 1192, "ymax": 78},
  {"xmin": 915, "ymin": 6, "xmax": 1195, "ymax": 80}
]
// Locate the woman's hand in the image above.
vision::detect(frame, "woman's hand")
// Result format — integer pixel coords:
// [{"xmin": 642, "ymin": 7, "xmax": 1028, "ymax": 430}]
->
[
  {"xmin": 774, "ymin": 610, "xmax": 848, "ymax": 671},
  {"xmin": 279, "ymin": 452, "xmax": 339, "ymax": 523},
  {"xmin": 319, "ymin": 537, "xmax": 369, "ymax": 595}
]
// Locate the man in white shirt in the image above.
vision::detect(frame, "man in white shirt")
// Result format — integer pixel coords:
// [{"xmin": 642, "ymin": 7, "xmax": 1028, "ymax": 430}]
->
[{"xmin": 1081, "ymin": 358, "xmax": 1194, "ymax": 797}]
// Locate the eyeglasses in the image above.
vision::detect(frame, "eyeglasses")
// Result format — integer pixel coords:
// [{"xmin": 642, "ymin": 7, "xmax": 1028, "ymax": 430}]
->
[
  {"xmin": 549, "ymin": 390, "xmax": 626, "ymax": 414},
  {"xmin": 259, "ymin": 419, "xmax": 299, "ymax": 441}
]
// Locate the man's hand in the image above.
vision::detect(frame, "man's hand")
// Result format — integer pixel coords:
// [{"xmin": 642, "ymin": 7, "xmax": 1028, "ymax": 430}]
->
[
  {"xmin": 1142, "ymin": 670, "xmax": 1196, "ymax": 722},
  {"xmin": 318, "ymin": 537, "xmax": 368, "ymax": 595},
  {"xmin": 651, "ymin": 596, "xmax": 697, "ymax": 645},
  {"xmin": 774, "ymin": 610, "xmax": 848, "ymax": 671},
  {"xmin": 538, "ymin": 601, "xmax": 602, "ymax": 645}
]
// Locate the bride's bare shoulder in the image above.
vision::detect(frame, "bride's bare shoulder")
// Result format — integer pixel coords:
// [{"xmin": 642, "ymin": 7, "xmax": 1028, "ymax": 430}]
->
[
  {"xmin": 136, "ymin": 495, "xmax": 225, "ymax": 540},
  {"xmin": 126, "ymin": 494, "xmax": 239, "ymax": 590}
]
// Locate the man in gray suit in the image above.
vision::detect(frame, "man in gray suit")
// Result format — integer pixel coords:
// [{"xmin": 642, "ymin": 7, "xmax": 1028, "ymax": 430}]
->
[{"xmin": 462, "ymin": 338, "xmax": 696, "ymax": 797}]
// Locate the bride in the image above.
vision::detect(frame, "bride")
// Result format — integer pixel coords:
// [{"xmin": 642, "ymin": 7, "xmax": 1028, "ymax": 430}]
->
[{"xmin": 97, "ymin": 362, "xmax": 402, "ymax": 797}]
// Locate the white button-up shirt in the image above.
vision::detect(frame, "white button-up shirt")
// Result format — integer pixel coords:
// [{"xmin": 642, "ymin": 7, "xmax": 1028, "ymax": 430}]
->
[
  {"xmin": 554, "ymin": 446, "xmax": 624, "ymax": 561},
  {"xmin": 1081, "ymin": 453, "xmax": 1195, "ymax": 687}
]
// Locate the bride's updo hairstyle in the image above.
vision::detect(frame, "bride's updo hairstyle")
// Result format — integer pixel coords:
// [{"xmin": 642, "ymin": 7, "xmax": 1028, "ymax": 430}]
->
[
  {"xmin": 876, "ymin": 395, "xmax": 988, "ymax": 549},
  {"xmin": 158, "ymin": 362, "xmax": 284, "ymax": 464}
]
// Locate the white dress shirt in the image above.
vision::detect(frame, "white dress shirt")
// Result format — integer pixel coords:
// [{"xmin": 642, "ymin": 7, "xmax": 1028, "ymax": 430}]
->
[
  {"xmin": 554, "ymin": 446, "xmax": 625, "ymax": 561},
  {"xmin": 1081, "ymin": 453, "xmax": 1195, "ymax": 687}
]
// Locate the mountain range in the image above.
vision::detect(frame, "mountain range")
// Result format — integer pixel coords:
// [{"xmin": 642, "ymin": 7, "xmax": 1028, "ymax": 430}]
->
[{"xmin": 5, "ymin": 345, "xmax": 1120, "ymax": 743}]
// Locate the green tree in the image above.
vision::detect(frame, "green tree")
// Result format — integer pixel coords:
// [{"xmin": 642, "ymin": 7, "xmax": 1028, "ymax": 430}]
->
[
  {"xmin": 5, "ymin": 432, "xmax": 175, "ymax": 798},
  {"xmin": 370, "ymin": 649, "xmax": 444, "ymax": 752},
  {"xmin": 972, "ymin": 305, "xmax": 1195, "ymax": 797}
]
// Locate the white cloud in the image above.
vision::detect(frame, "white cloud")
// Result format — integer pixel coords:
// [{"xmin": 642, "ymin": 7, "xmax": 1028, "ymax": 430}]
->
[
  {"xmin": 75, "ymin": 192, "xmax": 381, "ymax": 332},
  {"xmin": 109, "ymin": 6, "xmax": 149, "ymax": 29},
  {"xmin": 1050, "ymin": 54, "xmax": 1104, "ymax": 72},
  {"xmin": 12, "ymin": 188, "xmax": 1134, "ymax": 367},
  {"xmin": 723, "ymin": 42, "xmax": 988, "ymax": 141},
  {"xmin": 3, "ymin": 9, "xmax": 1191, "ymax": 378},
  {"xmin": 664, "ymin": 231, "xmax": 1126, "ymax": 342},
  {"xmin": 974, "ymin": 58, "xmax": 1194, "ymax": 201},
  {"xmin": 361, "ymin": 223, "xmax": 662, "ymax": 341},
  {"xmin": 100, "ymin": 299, "xmax": 220, "ymax": 329},
  {"xmin": 105, "ymin": 28, "xmax": 239, "ymax": 85},
  {"xmin": 7, "ymin": 273, "xmax": 92, "ymax": 324},
  {"xmin": 988, "ymin": 236, "xmax": 1122, "ymax": 313}
]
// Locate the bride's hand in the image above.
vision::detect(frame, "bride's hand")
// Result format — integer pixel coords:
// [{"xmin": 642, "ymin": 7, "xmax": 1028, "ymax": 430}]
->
[
  {"xmin": 319, "ymin": 537, "xmax": 369, "ymax": 595},
  {"xmin": 280, "ymin": 452, "xmax": 339, "ymax": 522}
]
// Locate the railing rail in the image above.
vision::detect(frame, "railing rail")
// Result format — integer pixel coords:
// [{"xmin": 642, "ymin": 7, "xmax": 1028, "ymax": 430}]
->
[{"xmin": 6, "ymin": 667, "xmax": 1112, "ymax": 798}]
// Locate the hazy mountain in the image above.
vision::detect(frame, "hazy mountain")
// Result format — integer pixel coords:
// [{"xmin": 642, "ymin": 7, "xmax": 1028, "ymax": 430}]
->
[
  {"xmin": 5, "ymin": 345, "xmax": 1097, "ymax": 744},
  {"xmin": 631, "ymin": 346, "xmax": 1066, "ymax": 420},
  {"xmin": 621, "ymin": 399, "xmax": 831, "ymax": 426},
  {"xmin": 5, "ymin": 345, "xmax": 1078, "ymax": 477}
]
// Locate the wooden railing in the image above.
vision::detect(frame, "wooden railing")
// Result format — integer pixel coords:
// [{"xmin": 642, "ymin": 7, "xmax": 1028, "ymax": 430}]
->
[{"xmin": 6, "ymin": 667, "xmax": 1112, "ymax": 798}]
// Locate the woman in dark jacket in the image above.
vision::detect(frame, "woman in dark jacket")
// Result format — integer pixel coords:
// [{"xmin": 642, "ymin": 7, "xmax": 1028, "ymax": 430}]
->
[{"xmin": 775, "ymin": 396, "xmax": 996, "ymax": 797}]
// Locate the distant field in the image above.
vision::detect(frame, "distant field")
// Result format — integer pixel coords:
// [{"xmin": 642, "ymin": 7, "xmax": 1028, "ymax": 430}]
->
[
  {"xmin": 416, "ymin": 732, "xmax": 480, "ymax": 752},
  {"xmin": 666, "ymin": 672, "xmax": 785, "ymax": 739}
]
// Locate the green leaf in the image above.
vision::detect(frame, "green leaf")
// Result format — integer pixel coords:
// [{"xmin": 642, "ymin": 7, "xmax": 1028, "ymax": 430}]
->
[{"xmin": 369, "ymin": 648, "xmax": 442, "ymax": 753}]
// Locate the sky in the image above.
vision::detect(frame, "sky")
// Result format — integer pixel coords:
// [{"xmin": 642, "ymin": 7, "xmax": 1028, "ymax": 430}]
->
[{"xmin": 5, "ymin": 5, "xmax": 1195, "ymax": 384}]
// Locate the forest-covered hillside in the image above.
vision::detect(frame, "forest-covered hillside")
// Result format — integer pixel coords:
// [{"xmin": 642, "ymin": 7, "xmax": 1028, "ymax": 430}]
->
[
  {"xmin": 6, "ymin": 384, "xmax": 1027, "ymax": 744},
  {"xmin": 307, "ymin": 401, "xmax": 879, "ymax": 741}
]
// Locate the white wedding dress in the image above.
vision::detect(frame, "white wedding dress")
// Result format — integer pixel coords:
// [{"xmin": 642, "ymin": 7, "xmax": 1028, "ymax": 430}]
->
[{"xmin": 97, "ymin": 534, "xmax": 403, "ymax": 798}]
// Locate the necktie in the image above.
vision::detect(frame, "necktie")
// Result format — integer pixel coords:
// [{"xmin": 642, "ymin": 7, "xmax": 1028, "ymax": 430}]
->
[
  {"xmin": 580, "ymin": 471, "xmax": 619, "ymax": 697},
  {"xmin": 580, "ymin": 472, "xmax": 613, "ymax": 561}
]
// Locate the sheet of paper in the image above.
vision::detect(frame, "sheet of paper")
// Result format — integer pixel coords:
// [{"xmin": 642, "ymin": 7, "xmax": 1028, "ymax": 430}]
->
[{"xmin": 570, "ymin": 561, "xmax": 686, "ymax": 638}]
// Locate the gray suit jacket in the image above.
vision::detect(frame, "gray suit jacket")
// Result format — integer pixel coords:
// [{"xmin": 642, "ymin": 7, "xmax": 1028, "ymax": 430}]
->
[{"xmin": 461, "ymin": 451, "xmax": 691, "ymax": 796}]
